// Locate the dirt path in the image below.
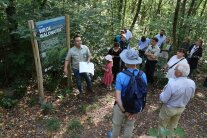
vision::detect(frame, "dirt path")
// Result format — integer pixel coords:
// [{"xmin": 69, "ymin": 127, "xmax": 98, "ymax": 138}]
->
[{"xmin": 1, "ymin": 82, "xmax": 207, "ymax": 138}]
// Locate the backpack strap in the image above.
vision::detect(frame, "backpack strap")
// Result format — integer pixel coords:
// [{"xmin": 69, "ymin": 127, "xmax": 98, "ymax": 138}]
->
[{"xmin": 122, "ymin": 69, "xmax": 140, "ymax": 77}]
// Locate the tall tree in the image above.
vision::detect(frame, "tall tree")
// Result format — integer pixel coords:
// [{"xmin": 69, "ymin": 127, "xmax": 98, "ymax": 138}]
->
[
  {"xmin": 187, "ymin": 0, "xmax": 196, "ymax": 17},
  {"xmin": 156, "ymin": 0, "xmax": 163, "ymax": 14},
  {"xmin": 172, "ymin": 0, "xmax": 181, "ymax": 51},
  {"xmin": 118, "ymin": 0, "xmax": 124, "ymax": 23},
  {"xmin": 200, "ymin": 0, "xmax": 207, "ymax": 16},
  {"xmin": 130, "ymin": 0, "xmax": 142, "ymax": 31},
  {"xmin": 122, "ymin": 0, "xmax": 127, "ymax": 28}
]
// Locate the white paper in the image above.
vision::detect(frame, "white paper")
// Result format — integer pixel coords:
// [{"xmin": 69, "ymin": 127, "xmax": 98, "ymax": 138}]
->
[{"xmin": 79, "ymin": 62, "xmax": 94, "ymax": 75}]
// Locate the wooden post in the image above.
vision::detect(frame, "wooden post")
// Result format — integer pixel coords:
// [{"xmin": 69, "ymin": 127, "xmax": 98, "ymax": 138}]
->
[
  {"xmin": 28, "ymin": 20, "xmax": 45, "ymax": 104},
  {"xmin": 65, "ymin": 15, "xmax": 72, "ymax": 88}
]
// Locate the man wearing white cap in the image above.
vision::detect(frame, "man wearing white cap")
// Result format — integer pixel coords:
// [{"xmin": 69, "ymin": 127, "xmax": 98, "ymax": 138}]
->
[{"xmin": 112, "ymin": 48, "xmax": 147, "ymax": 138}]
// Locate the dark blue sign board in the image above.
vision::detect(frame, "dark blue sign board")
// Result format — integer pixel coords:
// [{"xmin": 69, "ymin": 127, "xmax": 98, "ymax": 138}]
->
[{"xmin": 35, "ymin": 16, "xmax": 67, "ymax": 72}]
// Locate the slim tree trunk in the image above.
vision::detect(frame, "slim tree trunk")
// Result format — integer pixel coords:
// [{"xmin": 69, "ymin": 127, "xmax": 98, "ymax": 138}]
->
[
  {"xmin": 187, "ymin": 0, "xmax": 196, "ymax": 17},
  {"xmin": 130, "ymin": 0, "xmax": 142, "ymax": 32},
  {"xmin": 172, "ymin": 0, "xmax": 181, "ymax": 52},
  {"xmin": 200, "ymin": 0, "xmax": 207, "ymax": 16},
  {"xmin": 156, "ymin": 0, "xmax": 163, "ymax": 14},
  {"xmin": 122, "ymin": 0, "xmax": 127, "ymax": 28},
  {"xmin": 118, "ymin": 0, "xmax": 124, "ymax": 23},
  {"xmin": 5, "ymin": 0, "xmax": 18, "ymax": 47}
]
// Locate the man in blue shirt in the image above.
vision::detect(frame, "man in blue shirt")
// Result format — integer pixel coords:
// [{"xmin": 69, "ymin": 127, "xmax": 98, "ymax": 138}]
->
[
  {"xmin": 155, "ymin": 29, "xmax": 166, "ymax": 47},
  {"xmin": 112, "ymin": 48, "xmax": 147, "ymax": 138}
]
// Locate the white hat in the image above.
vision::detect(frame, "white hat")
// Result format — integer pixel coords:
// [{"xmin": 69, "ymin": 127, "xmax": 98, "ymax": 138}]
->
[
  {"xmin": 120, "ymin": 48, "xmax": 142, "ymax": 64},
  {"xmin": 105, "ymin": 55, "xmax": 113, "ymax": 61}
]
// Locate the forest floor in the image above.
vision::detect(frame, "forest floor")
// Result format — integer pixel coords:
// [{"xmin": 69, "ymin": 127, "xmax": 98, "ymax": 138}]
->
[{"xmin": 0, "ymin": 76, "xmax": 207, "ymax": 138}]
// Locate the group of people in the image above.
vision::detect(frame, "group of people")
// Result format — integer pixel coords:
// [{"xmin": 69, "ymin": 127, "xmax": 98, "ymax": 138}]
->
[{"xmin": 63, "ymin": 29, "xmax": 204, "ymax": 137}]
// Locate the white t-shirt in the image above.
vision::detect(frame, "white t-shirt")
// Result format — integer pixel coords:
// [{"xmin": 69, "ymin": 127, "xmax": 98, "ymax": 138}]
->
[
  {"xmin": 166, "ymin": 55, "xmax": 188, "ymax": 79},
  {"xmin": 125, "ymin": 30, "xmax": 132, "ymax": 40}
]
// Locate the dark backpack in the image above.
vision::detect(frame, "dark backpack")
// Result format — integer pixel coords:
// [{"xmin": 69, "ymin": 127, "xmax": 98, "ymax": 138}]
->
[{"xmin": 121, "ymin": 69, "xmax": 148, "ymax": 114}]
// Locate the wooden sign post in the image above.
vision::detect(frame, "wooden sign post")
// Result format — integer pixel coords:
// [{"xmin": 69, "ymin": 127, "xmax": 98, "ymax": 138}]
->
[
  {"xmin": 28, "ymin": 15, "xmax": 72, "ymax": 103},
  {"xmin": 28, "ymin": 20, "xmax": 45, "ymax": 104},
  {"xmin": 65, "ymin": 15, "xmax": 72, "ymax": 88}
]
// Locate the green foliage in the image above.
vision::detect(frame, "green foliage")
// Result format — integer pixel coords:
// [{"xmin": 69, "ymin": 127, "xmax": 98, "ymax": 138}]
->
[
  {"xmin": 148, "ymin": 127, "xmax": 186, "ymax": 138},
  {"xmin": 41, "ymin": 102, "xmax": 54, "ymax": 114},
  {"xmin": 67, "ymin": 119, "xmax": 84, "ymax": 138},
  {"xmin": 0, "ymin": 97, "xmax": 18, "ymax": 109},
  {"xmin": 11, "ymin": 79, "xmax": 27, "ymax": 99},
  {"xmin": 45, "ymin": 118, "xmax": 60, "ymax": 132}
]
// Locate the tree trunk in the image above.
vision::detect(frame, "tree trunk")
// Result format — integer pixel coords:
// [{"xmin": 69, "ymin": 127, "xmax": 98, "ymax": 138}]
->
[
  {"xmin": 122, "ymin": 0, "xmax": 127, "ymax": 28},
  {"xmin": 172, "ymin": 0, "xmax": 181, "ymax": 52},
  {"xmin": 187, "ymin": 0, "xmax": 196, "ymax": 17},
  {"xmin": 200, "ymin": 0, "xmax": 207, "ymax": 16},
  {"xmin": 156, "ymin": 0, "xmax": 163, "ymax": 15},
  {"xmin": 192, "ymin": 0, "xmax": 203, "ymax": 16},
  {"xmin": 130, "ymin": 0, "xmax": 142, "ymax": 32},
  {"xmin": 118, "ymin": 0, "xmax": 124, "ymax": 23},
  {"xmin": 5, "ymin": 0, "xmax": 18, "ymax": 47},
  {"xmin": 131, "ymin": 0, "xmax": 137, "ymax": 14}
]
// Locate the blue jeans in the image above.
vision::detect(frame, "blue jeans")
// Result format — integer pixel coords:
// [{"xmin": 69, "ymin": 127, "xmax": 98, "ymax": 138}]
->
[{"xmin": 72, "ymin": 68, "xmax": 92, "ymax": 93}]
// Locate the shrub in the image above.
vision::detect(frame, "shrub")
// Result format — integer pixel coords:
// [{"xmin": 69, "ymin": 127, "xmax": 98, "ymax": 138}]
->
[
  {"xmin": 67, "ymin": 119, "xmax": 84, "ymax": 138},
  {"xmin": 45, "ymin": 118, "xmax": 60, "ymax": 132},
  {"xmin": 0, "ymin": 97, "xmax": 18, "ymax": 109},
  {"xmin": 41, "ymin": 102, "xmax": 54, "ymax": 114}
]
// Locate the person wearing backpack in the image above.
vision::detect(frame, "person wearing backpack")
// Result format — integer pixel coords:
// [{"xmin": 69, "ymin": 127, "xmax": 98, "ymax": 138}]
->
[{"xmin": 111, "ymin": 48, "xmax": 148, "ymax": 138}]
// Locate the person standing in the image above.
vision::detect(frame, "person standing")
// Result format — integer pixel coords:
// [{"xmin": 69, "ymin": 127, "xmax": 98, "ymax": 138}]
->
[
  {"xmin": 159, "ymin": 63, "xmax": 195, "ymax": 138},
  {"xmin": 180, "ymin": 37, "xmax": 191, "ymax": 51},
  {"xmin": 112, "ymin": 48, "xmax": 147, "ymax": 138},
  {"xmin": 138, "ymin": 36, "xmax": 150, "ymax": 59},
  {"xmin": 64, "ymin": 35, "xmax": 92, "ymax": 95},
  {"xmin": 159, "ymin": 37, "xmax": 172, "ymax": 60},
  {"xmin": 108, "ymin": 42, "xmax": 122, "ymax": 82},
  {"xmin": 145, "ymin": 37, "xmax": 160, "ymax": 84},
  {"xmin": 166, "ymin": 48, "xmax": 188, "ymax": 80},
  {"xmin": 155, "ymin": 29, "xmax": 166, "ymax": 47},
  {"xmin": 114, "ymin": 30, "xmax": 125, "ymax": 44},
  {"xmin": 102, "ymin": 55, "xmax": 113, "ymax": 90},
  {"xmin": 120, "ymin": 34, "xmax": 129, "ymax": 50},
  {"xmin": 124, "ymin": 28, "xmax": 132, "ymax": 41},
  {"xmin": 188, "ymin": 39, "xmax": 203, "ymax": 77}
]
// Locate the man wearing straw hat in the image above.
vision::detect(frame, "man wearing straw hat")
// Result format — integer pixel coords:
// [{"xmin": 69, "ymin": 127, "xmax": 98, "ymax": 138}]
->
[{"xmin": 112, "ymin": 48, "xmax": 147, "ymax": 138}]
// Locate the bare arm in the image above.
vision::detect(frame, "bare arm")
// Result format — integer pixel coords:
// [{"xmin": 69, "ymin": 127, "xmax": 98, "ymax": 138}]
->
[{"xmin": 115, "ymin": 90, "xmax": 125, "ymax": 112}]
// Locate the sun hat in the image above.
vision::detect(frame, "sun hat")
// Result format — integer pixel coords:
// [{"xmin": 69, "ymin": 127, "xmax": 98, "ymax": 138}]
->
[
  {"xmin": 105, "ymin": 55, "xmax": 113, "ymax": 61},
  {"xmin": 120, "ymin": 48, "xmax": 142, "ymax": 64}
]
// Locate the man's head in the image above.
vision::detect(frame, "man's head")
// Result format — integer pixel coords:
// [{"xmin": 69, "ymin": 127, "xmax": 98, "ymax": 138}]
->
[
  {"xmin": 151, "ymin": 37, "xmax": 158, "ymax": 46},
  {"xmin": 120, "ymin": 30, "xmax": 125, "ymax": 35},
  {"xmin": 121, "ymin": 34, "xmax": 126, "ymax": 41},
  {"xmin": 174, "ymin": 63, "xmax": 190, "ymax": 77},
  {"xmin": 176, "ymin": 48, "xmax": 186, "ymax": 58},
  {"xmin": 120, "ymin": 48, "xmax": 142, "ymax": 68},
  {"xmin": 124, "ymin": 28, "xmax": 127, "ymax": 33},
  {"xmin": 160, "ymin": 29, "xmax": 165, "ymax": 37},
  {"xmin": 141, "ymin": 36, "xmax": 146, "ymax": 42},
  {"xmin": 74, "ymin": 34, "xmax": 82, "ymax": 47},
  {"xmin": 195, "ymin": 39, "xmax": 203, "ymax": 47},
  {"xmin": 113, "ymin": 42, "xmax": 120, "ymax": 49},
  {"xmin": 166, "ymin": 37, "xmax": 171, "ymax": 43}
]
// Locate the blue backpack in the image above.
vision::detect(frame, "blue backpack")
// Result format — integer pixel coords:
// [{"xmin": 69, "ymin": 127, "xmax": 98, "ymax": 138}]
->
[{"xmin": 121, "ymin": 69, "xmax": 147, "ymax": 114}]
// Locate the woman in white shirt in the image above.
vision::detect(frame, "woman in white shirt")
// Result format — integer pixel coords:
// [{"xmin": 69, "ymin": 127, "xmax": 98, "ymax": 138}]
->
[{"xmin": 166, "ymin": 48, "xmax": 188, "ymax": 79}]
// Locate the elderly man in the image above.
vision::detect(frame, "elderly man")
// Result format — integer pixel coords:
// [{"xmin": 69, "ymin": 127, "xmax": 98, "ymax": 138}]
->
[
  {"xmin": 159, "ymin": 63, "xmax": 196, "ymax": 138},
  {"xmin": 112, "ymin": 48, "xmax": 147, "ymax": 138},
  {"xmin": 64, "ymin": 34, "xmax": 92, "ymax": 95}
]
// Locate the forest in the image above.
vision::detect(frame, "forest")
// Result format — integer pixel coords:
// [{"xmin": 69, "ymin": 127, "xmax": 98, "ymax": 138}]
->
[{"xmin": 0, "ymin": 0, "xmax": 207, "ymax": 137}]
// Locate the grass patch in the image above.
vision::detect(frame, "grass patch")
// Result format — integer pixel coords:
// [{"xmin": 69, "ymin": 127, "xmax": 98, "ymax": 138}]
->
[
  {"xmin": 67, "ymin": 119, "xmax": 84, "ymax": 138},
  {"xmin": 45, "ymin": 118, "xmax": 60, "ymax": 132},
  {"xmin": 41, "ymin": 102, "xmax": 54, "ymax": 115}
]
